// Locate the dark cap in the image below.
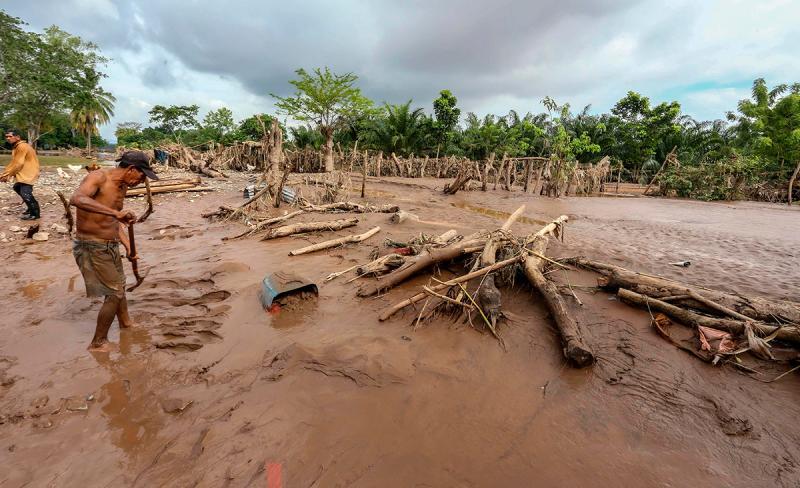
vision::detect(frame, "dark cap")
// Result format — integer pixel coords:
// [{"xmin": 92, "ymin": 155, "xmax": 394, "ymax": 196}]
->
[{"xmin": 116, "ymin": 151, "xmax": 159, "ymax": 180}]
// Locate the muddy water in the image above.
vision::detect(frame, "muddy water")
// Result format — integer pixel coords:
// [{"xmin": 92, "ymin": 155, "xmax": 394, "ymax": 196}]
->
[{"xmin": 1, "ymin": 175, "xmax": 799, "ymax": 487}]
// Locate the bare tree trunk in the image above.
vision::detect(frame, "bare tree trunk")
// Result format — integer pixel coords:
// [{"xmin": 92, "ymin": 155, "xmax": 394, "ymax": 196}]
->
[
  {"xmin": 27, "ymin": 125, "xmax": 39, "ymax": 149},
  {"xmin": 503, "ymin": 154, "xmax": 511, "ymax": 191},
  {"xmin": 789, "ymin": 160, "xmax": 800, "ymax": 206},
  {"xmin": 523, "ymin": 159, "xmax": 532, "ymax": 192},
  {"xmin": 322, "ymin": 127, "xmax": 335, "ymax": 172},
  {"xmin": 376, "ymin": 151, "xmax": 383, "ymax": 177},
  {"xmin": 482, "ymin": 152, "xmax": 494, "ymax": 191},
  {"xmin": 533, "ymin": 165, "xmax": 544, "ymax": 195}
]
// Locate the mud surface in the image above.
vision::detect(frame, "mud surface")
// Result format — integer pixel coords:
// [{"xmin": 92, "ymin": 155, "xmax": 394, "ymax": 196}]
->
[{"xmin": 1, "ymin": 171, "xmax": 799, "ymax": 487}]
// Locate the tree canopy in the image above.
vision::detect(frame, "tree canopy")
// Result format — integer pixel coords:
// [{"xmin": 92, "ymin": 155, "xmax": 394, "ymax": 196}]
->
[{"xmin": 273, "ymin": 67, "xmax": 373, "ymax": 171}]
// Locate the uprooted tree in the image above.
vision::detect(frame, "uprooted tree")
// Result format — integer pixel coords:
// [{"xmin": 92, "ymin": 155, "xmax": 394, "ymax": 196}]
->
[{"xmin": 272, "ymin": 67, "xmax": 373, "ymax": 172}]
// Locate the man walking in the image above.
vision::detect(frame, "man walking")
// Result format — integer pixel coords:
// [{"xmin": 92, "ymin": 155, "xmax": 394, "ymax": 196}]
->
[
  {"xmin": 1, "ymin": 130, "xmax": 41, "ymax": 220},
  {"xmin": 69, "ymin": 151, "xmax": 158, "ymax": 351}
]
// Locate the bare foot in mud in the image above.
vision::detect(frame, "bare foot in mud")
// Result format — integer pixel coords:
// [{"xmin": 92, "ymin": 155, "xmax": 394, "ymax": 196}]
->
[{"xmin": 87, "ymin": 340, "xmax": 112, "ymax": 353}]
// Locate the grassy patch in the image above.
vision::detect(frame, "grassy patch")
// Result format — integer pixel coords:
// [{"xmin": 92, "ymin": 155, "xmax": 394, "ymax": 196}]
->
[{"xmin": 0, "ymin": 154, "xmax": 94, "ymax": 167}]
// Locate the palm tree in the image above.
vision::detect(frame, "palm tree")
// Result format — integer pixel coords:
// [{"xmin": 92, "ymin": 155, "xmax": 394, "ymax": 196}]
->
[
  {"xmin": 370, "ymin": 101, "xmax": 427, "ymax": 156},
  {"xmin": 70, "ymin": 80, "xmax": 115, "ymax": 153}
]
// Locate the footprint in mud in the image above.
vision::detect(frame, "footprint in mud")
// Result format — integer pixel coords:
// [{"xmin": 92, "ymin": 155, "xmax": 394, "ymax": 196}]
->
[
  {"xmin": 140, "ymin": 276, "xmax": 233, "ymax": 353},
  {"xmin": 261, "ymin": 339, "xmax": 414, "ymax": 387}
]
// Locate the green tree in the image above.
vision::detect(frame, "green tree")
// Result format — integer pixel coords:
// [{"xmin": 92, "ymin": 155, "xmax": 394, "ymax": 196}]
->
[
  {"xmin": 290, "ymin": 125, "xmax": 324, "ymax": 150},
  {"xmin": 148, "ymin": 104, "xmax": 199, "ymax": 139},
  {"xmin": 273, "ymin": 67, "xmax": 373, "ymax": 171},
  {"xmin": 237, "ymin": 113, "xmax": 278, "ymax": 141},
  {"xmin": 369, "ymin": 100, "xmax": 428, "ymax": 156},
  {"xmin": 70, "ymin": 70, "xmax": 115, "ymax": 152},
  {"xmin": 200, "ymin": 107, "xmax": 236, "ymax": 144},
  {"xmin": 5, "ymin": 24, "xmax": 108, "ymax": 147},
  {"xmin": 432, "ymin": 89, "xmax": 461, "ymax": 153},
  {"xmin": 608, "ymin": 91, "xmax": 680, "ymax": 179},
  {"xmin": 730, "ymin": 78, "xmax": 800, "ymax": 175},
  {"xmin": 0, "ymin": 10, "xmax": 34, "ymax": 114}
]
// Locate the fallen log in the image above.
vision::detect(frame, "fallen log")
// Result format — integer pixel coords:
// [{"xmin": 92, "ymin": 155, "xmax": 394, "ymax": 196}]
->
[
  {"xmin": 288, "ymin": 226, "xmax": 381, "ymax": 256},
  {"xmin": 443, "ymin": 165, "xmax": 473, "ymax": 195},
  {"xmin": 301, "ymin": 201, "xmax": 399, "ymax": 213},
  {"xmin": 390, "ymin": 210, "xmax": 419, "ymax": 224},
  {"xmin": 569, "ymin": 257, "xmax": 800, "ymax": 325},
  {"xmin": 262, "ymin": 217, "xmax": 359, "ymax": 241},
  {"xmin": 378, "ymin": 255, "xmax": 523, "ymax": 321},
  {"xmin": 357, "ymin": 237, "xmax": 489, "ymax": 297},
  {"xmin": 126, "ymin": 177, "xmax": 201, "ymax": 196},
  {"xmin": 470, "ymin": 205, "xmax": 526, "ymax": 324},
  {"xmin": 520, "ymin": 216, "xmax": 593, "ymax": 367},
  {"xmin": 222, "ymin": 210, "xmax": 306, "ymax": 240},
  {"xmin": 618, "ymin": 288, "xmax": 800, "ymax": 345},
  {"xmin": 356, "ymin": 253, "xmax": 406, "ymax": 276}
]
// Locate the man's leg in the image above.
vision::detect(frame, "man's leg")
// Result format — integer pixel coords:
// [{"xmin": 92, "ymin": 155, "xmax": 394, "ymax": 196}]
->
[
  {"xmin": 116, "ymin": 293, "xmax": 134, "ymax": 328},
  {"xmin": 90, "ymin": 295, "xmax": 121, "ymax": 351},
  {"xmin": 12, "ymin": 183, "xmax": 27, "ymax": 214},
  {"xmin": 19, "ymin": 184, "xmax": 39, "ymax": 219}
]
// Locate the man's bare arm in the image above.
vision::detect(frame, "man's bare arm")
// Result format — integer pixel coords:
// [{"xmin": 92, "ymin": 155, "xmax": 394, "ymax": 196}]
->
[{"xmin": 69, "ymin": 171, "xmax": 135, "ymax": 222}]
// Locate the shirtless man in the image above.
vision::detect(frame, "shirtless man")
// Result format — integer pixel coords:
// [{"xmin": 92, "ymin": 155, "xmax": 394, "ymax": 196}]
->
[{"xmin": 69, "ymin": 151, "xmax": 158, "ymax": 351}]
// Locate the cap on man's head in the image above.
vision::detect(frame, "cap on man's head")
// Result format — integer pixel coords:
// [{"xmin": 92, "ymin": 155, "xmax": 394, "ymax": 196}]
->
[{"xmin": 116, "ymin": 151, "xmax": 159, "ymax": 180}]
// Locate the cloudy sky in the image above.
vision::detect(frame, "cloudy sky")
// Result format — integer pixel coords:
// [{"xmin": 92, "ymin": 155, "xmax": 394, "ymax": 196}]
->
[{"xmin": 8, "ymin": 0, "xmax": 799, "ymax": 141}]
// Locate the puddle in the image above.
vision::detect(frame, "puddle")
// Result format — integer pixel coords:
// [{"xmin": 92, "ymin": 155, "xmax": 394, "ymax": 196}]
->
[{"xmin": 450, "ymin": 202, "xmax": 549, "ymax": 226}]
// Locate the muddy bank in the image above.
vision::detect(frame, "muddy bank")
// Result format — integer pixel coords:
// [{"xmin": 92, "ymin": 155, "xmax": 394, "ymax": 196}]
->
[{"xmin": 0, "ymin": 171, "xmax": 799, "ymax": 487}]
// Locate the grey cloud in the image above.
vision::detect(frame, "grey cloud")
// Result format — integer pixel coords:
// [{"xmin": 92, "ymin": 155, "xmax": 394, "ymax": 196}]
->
[{"xmin": 6, "ymin": 0, "xmax": 800, "ymax": 126}]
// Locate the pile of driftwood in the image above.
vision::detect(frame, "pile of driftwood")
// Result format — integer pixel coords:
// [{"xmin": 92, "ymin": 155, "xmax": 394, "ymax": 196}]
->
[
  {"xmin": 569, "ymin": 258, "xmax": 800, "ymax": 372},
  {"xmin": 315, "ymin": 205, "xmax": 595, "ymax": 366}
]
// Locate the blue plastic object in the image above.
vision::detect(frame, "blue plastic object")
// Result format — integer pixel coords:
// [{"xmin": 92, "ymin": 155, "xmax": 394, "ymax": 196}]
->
[{"xmin": 260, "ymin": 271, "xmax": 318, "ymax": 310}]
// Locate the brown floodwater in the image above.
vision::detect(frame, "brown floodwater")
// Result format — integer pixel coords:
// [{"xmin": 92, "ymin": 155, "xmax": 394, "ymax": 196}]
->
[{"xmin": 0, "ymin": 173, "xmax": 799, "ymax": 487}]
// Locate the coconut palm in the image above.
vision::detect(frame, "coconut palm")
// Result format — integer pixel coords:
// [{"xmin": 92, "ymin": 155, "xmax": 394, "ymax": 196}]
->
[{"xmin": 70, "ymin": 78, "xmax": 115, "ymax": 153}]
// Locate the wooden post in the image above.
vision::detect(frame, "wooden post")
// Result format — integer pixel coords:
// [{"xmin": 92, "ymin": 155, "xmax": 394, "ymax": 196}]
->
[
  {"xmin": 421, "ymin": 155, "xmax": 429, "ymax": 178},
  {"xmin": 523, "ymin": 159, "xmax": 533, "ymax": 193},
  {"xmin": 376, "ymin": 151, "xmax": 383, "ymax": 178},
  {"xmin": 361, "ymin": 150, "xmax": 368, "ymax": 198}
]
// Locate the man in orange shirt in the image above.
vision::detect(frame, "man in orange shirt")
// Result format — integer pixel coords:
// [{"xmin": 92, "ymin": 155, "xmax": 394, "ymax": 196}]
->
[{"xmin": 1, "ymin": 130, "xmax": 41, "ymax": 220}]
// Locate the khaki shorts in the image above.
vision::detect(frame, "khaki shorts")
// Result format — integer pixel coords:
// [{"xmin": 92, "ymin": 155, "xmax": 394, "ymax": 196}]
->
[{"xmin": 73, "ymin": 239, "xmax": 126, "ymax": 297}]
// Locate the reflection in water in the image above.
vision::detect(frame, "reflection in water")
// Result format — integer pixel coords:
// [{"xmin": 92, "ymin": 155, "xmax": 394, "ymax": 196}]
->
[
  {"xmin": 90, "ymin": 325, "xmax": 164, "ymax": 461},
  {"xmin": 450, "ymin": 202, "xmax": 548, "ymax": 226}
]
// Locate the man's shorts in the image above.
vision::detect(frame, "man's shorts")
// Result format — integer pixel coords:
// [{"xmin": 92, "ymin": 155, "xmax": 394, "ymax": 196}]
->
[{"xmin": 73, "ymin": 239, "xmax": 126, "ymax": 297}]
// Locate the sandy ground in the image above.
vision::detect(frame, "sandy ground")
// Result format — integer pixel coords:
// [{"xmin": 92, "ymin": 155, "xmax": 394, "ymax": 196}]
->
[{"xmin": 1, "ymin": 169, "xmax": 799, "ymax": 487}]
